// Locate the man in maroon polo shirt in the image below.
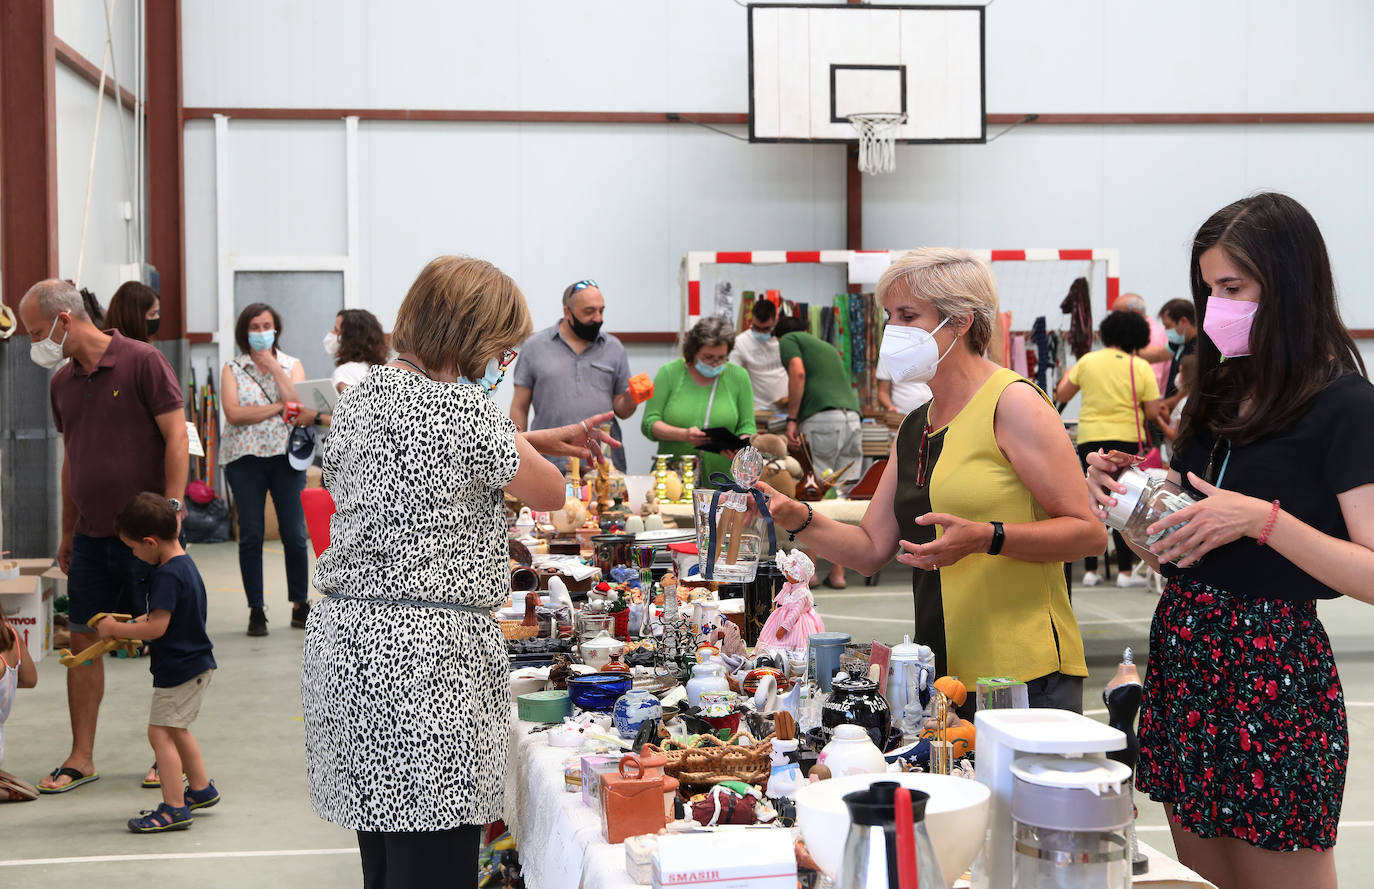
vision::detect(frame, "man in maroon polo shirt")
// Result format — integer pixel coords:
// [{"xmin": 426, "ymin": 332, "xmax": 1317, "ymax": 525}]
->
[{"xmin": 18, "ymin": 279, "xmax": 188, "ymax": 794}]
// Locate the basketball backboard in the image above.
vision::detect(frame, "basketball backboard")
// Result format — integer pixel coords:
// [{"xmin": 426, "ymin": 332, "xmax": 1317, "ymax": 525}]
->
[{"xmin": 748, "ymin": 3, "xmax": 985, "ymax": 143}]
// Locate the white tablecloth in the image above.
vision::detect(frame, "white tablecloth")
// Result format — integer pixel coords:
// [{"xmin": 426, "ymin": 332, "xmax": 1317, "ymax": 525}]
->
[
  {"xmin": 505, "ymin": 708, "xmax": 640, "ymax": 889},
  {"xmin": 505, "ymin": 708, "xmax": 1215, "ymax": 889}
]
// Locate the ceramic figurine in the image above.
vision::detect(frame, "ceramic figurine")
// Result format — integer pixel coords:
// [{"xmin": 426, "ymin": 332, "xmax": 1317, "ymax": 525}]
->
[
  {"xmin": 547, "ymin": 577, "xmax": 574, "ymax": 612},
  {"xmin": 708, "ymin": 619, "xmax": 746, "ymax": 658},
  {"xmin": 757, "ymin": 550, "xmax": 824, "ymax": 650},
  {"xmin": 766, "ymin": 738, "xmax": 805, "ymax": 799}
]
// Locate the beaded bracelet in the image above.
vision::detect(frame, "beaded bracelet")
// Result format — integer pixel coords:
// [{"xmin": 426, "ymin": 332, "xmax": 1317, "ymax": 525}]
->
[
  {"xmin": 1257, "ymin": 500, "xmax": 1281, "ymax": 547},
  {"xmin": 786, "ymin": 501, "xmax": 814, "ymax": 541}
]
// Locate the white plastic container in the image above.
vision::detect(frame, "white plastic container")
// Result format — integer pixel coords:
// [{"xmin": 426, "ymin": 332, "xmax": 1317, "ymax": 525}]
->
[{"xmin": 1010, "ymin": 755, "xmax": 1133, "ymax": 889}]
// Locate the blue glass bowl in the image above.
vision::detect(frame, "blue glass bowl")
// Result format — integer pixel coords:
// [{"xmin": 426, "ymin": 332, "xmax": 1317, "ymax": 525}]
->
[{"xmin": 567, "ymin": 673, "xmax": 634, "ymax": 712}]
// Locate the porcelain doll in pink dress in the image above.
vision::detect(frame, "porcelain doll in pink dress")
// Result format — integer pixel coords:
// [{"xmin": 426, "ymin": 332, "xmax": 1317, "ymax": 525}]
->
[{"xmin": 758, "ymin": 549, "xmax": 824, "ymax": 650}]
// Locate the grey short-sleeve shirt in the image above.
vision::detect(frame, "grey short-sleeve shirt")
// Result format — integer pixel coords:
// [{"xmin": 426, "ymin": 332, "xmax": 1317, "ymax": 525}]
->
[{"xmin": 513, "ymin": 322, "xmax": 631, "ymax": 470}]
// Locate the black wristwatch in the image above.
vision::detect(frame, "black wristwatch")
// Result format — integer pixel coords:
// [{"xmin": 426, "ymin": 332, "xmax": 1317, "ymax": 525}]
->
[{"xmin": 987, "ymin": 521, "xmax": 1005, "ymax": 556}]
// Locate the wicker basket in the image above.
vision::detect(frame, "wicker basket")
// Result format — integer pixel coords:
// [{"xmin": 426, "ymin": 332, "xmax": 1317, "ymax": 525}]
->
[
  {"xmin": 643, "ymin": 731, "xmax": 775, "ymax": 789},
  {"xmin": 500, "ymin": 620, "xmax": 540, "ymax": 641}
]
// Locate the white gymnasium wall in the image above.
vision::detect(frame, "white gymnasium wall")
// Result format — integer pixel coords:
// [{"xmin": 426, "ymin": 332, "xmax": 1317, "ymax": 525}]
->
[
  {"xmin": 54, "ymin": 25, "xmax": 141, "ymax": 304},
  {"xmin": 179, "ymin": 0, "xmax": 1374, "ymax": 469}
]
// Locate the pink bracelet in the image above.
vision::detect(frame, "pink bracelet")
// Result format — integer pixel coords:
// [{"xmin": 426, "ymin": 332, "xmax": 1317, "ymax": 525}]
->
[{"xmin": 1257, "ymin": 500, "xmax": 1281, "ymax": 547}]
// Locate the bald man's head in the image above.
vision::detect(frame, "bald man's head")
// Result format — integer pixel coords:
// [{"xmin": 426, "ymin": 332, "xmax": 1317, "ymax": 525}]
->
[{"xmin": 1114, "ymin": 292, "xmax": 1147, "ymax": 317}]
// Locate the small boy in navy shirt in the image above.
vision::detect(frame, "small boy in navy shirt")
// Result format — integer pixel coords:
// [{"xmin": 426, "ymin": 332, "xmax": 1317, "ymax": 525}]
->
[{"xmin": 98, "ymin": 492, "xmax": 219, "ymax": 832}]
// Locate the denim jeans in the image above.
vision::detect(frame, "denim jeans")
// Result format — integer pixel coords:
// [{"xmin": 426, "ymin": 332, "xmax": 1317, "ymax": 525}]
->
[{"xmin": 225, "ymin": 454, "xmax": 309, "ymax": 608}]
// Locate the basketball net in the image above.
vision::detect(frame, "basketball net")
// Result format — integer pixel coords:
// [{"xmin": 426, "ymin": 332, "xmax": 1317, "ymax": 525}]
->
[{"xmin": 848, "ymin": 112, "xmax": 907, "ymax": 175}]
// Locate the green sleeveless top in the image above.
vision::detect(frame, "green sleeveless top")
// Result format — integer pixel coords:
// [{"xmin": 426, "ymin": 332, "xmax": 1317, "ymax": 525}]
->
[{"xmin": 893, "ymin": 367, "xmax": 1087, "ymax": 686}]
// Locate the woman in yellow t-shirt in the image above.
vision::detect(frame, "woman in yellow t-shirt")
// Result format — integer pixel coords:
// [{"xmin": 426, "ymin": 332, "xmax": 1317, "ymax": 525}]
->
[{"xmin": 1056, "ymin": 310, "xmax": 1162, "ymax": 586}]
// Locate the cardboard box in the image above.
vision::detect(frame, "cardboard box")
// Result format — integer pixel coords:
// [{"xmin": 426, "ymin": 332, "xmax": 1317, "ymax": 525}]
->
[
  {"xmin": 14, "ymin": 558, "xmax": 54, "ymax": 576},
  {"xmin": 652, "ymin": 830, "xmax": 797, "ymax": 889},
  {"xmin": 41, "ymin": 566, "xmax": 67, "ymax": 600},
  {"xmin": 581, "ymin": 754, "xmax": 625, "ymax": 808},
  {"xmin": 0, "ymin": 576, "xmax": 53, "ymax": 663}
]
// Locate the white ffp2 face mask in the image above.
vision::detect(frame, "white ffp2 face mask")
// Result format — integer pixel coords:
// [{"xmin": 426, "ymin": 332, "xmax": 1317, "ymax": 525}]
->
[
  {"xmin": 878, "ymin": 317, "xmax": 957, "ymax": 384},
  {"xmin": 322, "ymin": 331, "xmax": 340, "ymax": 358},
  {"xmin": 30, "ymin": 315, "xmax": 69, "ymax": 369}
]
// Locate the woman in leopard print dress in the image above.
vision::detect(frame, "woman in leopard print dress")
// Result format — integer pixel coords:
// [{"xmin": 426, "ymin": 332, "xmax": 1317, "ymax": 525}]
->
[{"xmin": 301, "ymin": 256, "xmax": 614, "ymax": 889}]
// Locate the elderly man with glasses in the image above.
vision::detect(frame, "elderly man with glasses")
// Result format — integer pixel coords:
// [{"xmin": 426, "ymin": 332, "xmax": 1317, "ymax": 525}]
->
[{"xmin": 511, "ymin": 279, "xmax": 638, "ymax": 471}]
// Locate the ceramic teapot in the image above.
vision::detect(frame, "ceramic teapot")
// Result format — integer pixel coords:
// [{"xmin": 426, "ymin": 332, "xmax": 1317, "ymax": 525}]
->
[
  {"xmin": 819, "ymin": 724, "xmax": 888, "ymax": 778},
  {"xmin": 822, "ymin": 666, "xmax": 893, "ymax": 751},
  {"xmin": 550, "ymin": 497, "xmax": 587, "ymax": 535},
  {"xmin": 580, "ymin": 629, "xmax": 627, "ymax": 670}
]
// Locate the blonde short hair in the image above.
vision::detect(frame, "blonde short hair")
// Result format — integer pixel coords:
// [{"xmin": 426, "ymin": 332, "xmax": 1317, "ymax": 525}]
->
[
  {"xmin": 392, "ymin": 256, "xmax": 533, "ymax": 380},
  {"xmin": 875, "ymin": 248, "xmax": 998, "ymax": 355}
]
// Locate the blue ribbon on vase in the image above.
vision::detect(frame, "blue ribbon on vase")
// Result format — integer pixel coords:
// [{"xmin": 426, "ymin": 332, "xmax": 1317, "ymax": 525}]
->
[{"xmin": 703, "ymin": 471, "xmax": 778, "ymax": 581}]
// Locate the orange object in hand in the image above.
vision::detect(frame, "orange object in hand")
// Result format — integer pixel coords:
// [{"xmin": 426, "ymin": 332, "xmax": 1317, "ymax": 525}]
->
[{"xmin": 628, "ymin": 373, "xmax": 654, "ymax": 404}]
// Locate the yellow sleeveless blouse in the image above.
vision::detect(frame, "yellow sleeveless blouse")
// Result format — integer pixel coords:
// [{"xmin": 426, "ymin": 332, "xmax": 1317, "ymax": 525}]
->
[{"xmin": 893, "ymin": 367, "xmax": 1087, "ymax": 685}]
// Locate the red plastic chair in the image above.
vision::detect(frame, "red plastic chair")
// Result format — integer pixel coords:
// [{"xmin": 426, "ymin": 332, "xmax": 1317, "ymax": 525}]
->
[{"xmin": 300, "ymin": 488, "xmax": 337, "ymax": 558}]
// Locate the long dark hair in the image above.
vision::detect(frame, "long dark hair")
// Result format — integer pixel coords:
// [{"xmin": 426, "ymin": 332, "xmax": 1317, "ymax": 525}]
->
[
  {"xmin": 334, "ymin": 309, "xmax": 389, "ymax": 367},
  {"xmin": 105, "ymin": 281, "xmax": 158, "ymax": 342},
  {"xmin": 1178, "ymin": 193, "xmax": 1365, "ymax": 450}
]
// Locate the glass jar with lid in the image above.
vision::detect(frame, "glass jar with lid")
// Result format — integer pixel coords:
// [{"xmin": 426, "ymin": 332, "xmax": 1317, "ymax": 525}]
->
[{"xmin": 1101, "ymin": 467, "xmax": 1199, "ymax": 561}]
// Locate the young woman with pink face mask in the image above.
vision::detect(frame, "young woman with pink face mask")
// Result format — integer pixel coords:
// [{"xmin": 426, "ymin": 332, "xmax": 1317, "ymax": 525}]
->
[{"xmin": 1087, "ymin": 193, "xmax": 1374, "ymax": 889}]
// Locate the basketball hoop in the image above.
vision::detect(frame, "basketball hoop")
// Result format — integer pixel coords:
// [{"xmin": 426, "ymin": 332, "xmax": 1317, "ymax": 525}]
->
[{"xmin": 848, "ymin": 112, "xmax": 907, "ymax": 175}]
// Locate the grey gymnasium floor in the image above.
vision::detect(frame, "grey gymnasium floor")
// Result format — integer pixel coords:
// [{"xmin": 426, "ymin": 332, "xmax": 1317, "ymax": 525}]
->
[{"xmin": 4, "ymin": 542, "xmax": 1374, "ymax": 887}]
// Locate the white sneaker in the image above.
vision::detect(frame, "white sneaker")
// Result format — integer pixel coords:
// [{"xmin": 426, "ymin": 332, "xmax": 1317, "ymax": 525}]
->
[
  {"xmin": 1117, "ymin": 571, "xmax": 1147, "ymax": 588},
  {"xmin": 1082, "ymin": 571, "xmax": 1102, "ymax": 587}
]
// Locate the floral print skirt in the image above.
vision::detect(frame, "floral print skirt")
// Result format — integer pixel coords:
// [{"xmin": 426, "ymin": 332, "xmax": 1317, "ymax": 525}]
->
[{"xmin": 1137, "ymin": 576, "xmax": 1347, "ymax": 851}]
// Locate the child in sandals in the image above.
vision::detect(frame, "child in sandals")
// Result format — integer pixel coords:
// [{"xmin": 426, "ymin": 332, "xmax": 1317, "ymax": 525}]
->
[
  {"xmin": 1, "ymin": 614, "xmax": 39, "ymax": 802},
  {"xmin": 98, "ymin": 493, "xmax": 219, "ymax": 833}
]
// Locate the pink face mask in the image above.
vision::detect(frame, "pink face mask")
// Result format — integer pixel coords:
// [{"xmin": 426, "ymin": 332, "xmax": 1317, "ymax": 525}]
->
[{"xmin": 1203, "ymin": 295, "xmax": 1257, "ymax": 358}]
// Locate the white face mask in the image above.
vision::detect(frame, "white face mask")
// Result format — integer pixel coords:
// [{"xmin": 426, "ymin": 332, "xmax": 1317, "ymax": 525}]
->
[
  {"xmin": 30, "ymin": 314, "xmax": 69, "ymax": 369},
  {"xmin": 878, "ymin": 317, "xmax": 957, "ymax": 384},
  {"xmin": 322, "ymin": 331, "xmax": 340, "ymax": 358}
]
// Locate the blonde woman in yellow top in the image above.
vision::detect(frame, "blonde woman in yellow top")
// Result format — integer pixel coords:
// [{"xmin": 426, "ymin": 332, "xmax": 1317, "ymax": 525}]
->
[
  {"xmin": 757, "ymin": 248, "xmax": 1105, "ymax": 713},
  {"xmin": 1055, "ymin": 310, "xmax": 1163, "ymax": 587}
]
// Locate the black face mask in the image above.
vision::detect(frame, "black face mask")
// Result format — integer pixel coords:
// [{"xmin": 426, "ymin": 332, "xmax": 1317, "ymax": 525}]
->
[
  {"xmin": 568, "ymin": 317, "xmax": 602, "ymax": 342},
  {"xmin": 145, "ymin": 317, "xmax": 161, "ymax": 338}
]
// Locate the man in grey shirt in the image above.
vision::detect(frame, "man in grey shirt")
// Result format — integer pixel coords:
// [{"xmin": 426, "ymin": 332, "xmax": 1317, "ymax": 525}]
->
[{"xmin": 511, "ymin": 279, "xmax": 637, "ymax": 471}]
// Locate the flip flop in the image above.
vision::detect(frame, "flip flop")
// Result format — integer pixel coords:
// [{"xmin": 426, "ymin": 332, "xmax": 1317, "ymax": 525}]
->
[
  {"xmin": 37, "ymin": 766, "xmax": 99, "ymax": 794},
  {"xmin": 142, "ymin": 764, "xmax": 160, "ymax": 789}
]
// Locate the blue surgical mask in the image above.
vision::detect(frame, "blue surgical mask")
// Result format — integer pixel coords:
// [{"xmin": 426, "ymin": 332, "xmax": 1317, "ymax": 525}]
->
[
  {"xmin": 751, "ymin": 330, "xmax": 773, "ymax": 343},
  {"xmin": 247, "ymin": 330, "xmax": 276, "ymax": 352},
  {"xmin": 460, "ymin": 357, "xmax": 506, "ymax": 398},
  {"xmin": 695, "ymin": 360, "xmax": 726, "ymax": 379},
  {"xmin": 1166, "ymin": 328, "xmax": 1185, "ymax": 347}
]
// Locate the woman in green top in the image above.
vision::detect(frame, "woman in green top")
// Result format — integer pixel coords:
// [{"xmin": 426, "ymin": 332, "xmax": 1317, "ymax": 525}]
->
[{"xmin": 642, "ymin": 317, "xmax": 757, "ymax": 479}]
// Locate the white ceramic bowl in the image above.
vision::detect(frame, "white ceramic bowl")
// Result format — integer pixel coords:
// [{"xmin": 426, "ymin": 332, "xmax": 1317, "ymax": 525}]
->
[{"xmin": 794, "ymin": 772, "xmax": 991, "ymax": 889}]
